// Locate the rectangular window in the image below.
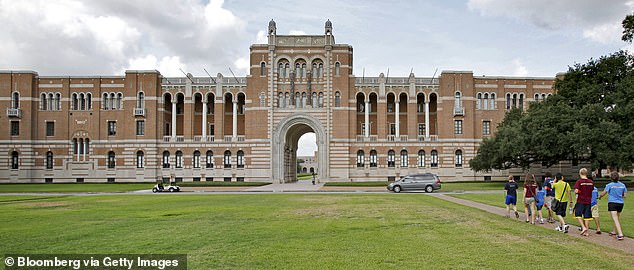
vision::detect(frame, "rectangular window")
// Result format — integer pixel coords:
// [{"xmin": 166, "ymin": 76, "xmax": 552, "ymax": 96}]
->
[
  {"xmin": 45, "ymin": 178, "xmax": 53, "ymax": 183},
  {"xmin": 224, "ymin": 177, "xmax": 232, "ymax": 182},
  {"xmin": 107, "ymin": 178, "xmax": 115, "ymax": 183},
  {"xmin": 193, "ymin": 177, "xmax": 201, "ymax": 182},
  {"xmin": 237, "ymin": 177, "xmax": 244, "ymax": 182},
  {"xmin": 389, "ymin": 123, "xmax": 396, "ymax": 135},
  {"xmin": 46, "ymin": 121, "xmax": 55, "ymax": 137},
  {"xmin": 108, "ymin": 121, "xmax": 117, "ymax": 136},
  {"xmin": 454, "ymin": 120, "xmax": 463, "ymax": 135},
  {"xmin": 136, "ymin": 120, "xmax": 145, "ymax": 136},
  {"xmin": 11, "ymin": 121, "xmax": 19, "ymax": 136},
  {"xmin": 205, "ymin": 177, "xmax": 213, "ymax": 182},
  {"xmin": 483, "ymin": 121, "xmax": 491, "ymax": 136},
  {"xmin": 418, "ymin": 124, "xmax": 425, "ymax": 136}
]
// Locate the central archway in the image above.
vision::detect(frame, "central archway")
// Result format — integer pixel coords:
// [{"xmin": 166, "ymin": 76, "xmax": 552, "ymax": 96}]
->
[{"xmin": 272, "ymin": 114, "xmax": 328, "ymax": 183}]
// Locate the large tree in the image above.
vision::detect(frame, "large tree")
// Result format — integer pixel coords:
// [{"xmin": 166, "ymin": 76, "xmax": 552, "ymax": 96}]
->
[{"xmin": 470, "ymin": 51, "xmax": 634, "ymax": 172}]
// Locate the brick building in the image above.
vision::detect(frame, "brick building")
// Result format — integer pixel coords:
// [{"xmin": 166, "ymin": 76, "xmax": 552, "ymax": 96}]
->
[{"xmin": 0, "ymin": 20, "xmax": 558, "ymax": 183}]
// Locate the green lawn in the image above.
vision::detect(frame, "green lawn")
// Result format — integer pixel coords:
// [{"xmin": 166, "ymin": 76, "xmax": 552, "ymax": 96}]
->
[
  {"xmin": 450, "ymin": 193, "xmax": 634, "ymax": 237},
  {"xmin": 0, "ymin": 183, "xmax": 151, "ymax": 193},
  {"xmin": 324, "ymin": 181, "xmax": 507, "ymax": 190},
  {"xmin": 0, "ymin": 194, "xmax": 632, "ymax": 269}
]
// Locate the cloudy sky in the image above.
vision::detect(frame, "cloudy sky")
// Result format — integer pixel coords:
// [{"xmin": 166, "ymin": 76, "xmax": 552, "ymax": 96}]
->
[{"xmin": 2, "ymin": 0, "xmax": 633, "ymax": 155}]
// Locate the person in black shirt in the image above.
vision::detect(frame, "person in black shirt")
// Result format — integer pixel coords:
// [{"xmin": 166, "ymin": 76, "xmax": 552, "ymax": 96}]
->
[{"xmin": 504, "ymin": 175, "xmax": 520, "ymax": 218}]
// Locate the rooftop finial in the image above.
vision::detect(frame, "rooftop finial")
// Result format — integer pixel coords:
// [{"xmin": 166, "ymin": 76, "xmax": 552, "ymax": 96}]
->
[{"xmin": 268, "ymin": 19, "xmax": 276, "ymax": 35}]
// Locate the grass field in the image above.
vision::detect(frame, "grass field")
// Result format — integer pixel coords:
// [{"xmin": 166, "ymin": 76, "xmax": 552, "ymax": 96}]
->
[
  {"xmin": 0, "ymin": 183, "xmax": 152, "ymax": 193},
  {"xmin": 0, "ymin": 194, "xmax": 632, "ymax": 269},
  {"xmin": 450, "ymin": 193, "xmax": 634, "ymax": 238}
]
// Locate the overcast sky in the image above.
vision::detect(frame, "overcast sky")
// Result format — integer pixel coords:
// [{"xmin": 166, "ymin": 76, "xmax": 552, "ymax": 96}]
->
[{"xmin": 2, "ymin": 0, "xmax": 633, "ymax": 156}]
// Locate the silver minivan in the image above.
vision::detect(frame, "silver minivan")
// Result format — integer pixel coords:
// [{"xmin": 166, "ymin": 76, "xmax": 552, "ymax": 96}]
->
[{"xmin": 387, "ymin": 173, "xmax": 441, "ymax": 193}]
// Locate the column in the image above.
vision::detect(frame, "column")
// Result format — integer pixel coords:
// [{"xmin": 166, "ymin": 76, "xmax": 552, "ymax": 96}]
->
[
  {"xmin": 424, "ymin": 100, "xmax": 430, "ymax": 137},
  {"xmin": 232, "ymin": 100, "xmax": 238, "ymax": 139},
  {"xmin": 171, "ymin": 101, "xmax": 177, "ymax": 138},
  {"xmin": 76, "ymin": 140, "xmax": 80, "ymax": 161},
  {"xmin": 202, "ymin": 99, "xmax": 207, "ymax": 139},
  {"xmin": 395, "ymin": 100, "xmax": 400, "ymax": 137},
  {"xmin": 364, "ymin": 100, "xmax": 370, "ymax": 137},
  {"xmin": 83, "ymin": 140, "xmax": 87, "ymax": 161}
]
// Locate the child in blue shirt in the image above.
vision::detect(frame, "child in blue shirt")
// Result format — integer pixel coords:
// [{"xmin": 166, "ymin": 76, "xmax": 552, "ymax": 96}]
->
[
  {"xmin": 536, "ymin": 184, "xmax": 546, "ymax": 224},
  {"xmin": 591, "ymin": 187, "xmax": 601, "ymax": 234}
]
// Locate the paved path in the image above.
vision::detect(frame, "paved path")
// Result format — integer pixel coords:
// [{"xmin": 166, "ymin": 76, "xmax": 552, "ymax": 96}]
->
[{"xmin": 432, "ymin": 193, "xmax": 634, "ymax": 254}]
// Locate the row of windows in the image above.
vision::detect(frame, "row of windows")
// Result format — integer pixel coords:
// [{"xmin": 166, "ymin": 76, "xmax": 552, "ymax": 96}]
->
[
  {"xmin": 476, "ymin": 93, "xmax": 497, "ymax": 110},
  {"xmin": 134, "ymin": 150, "xmax": 245, "ymax": 169},
  {"xmin": 355, "ymin": 149, "xmax": 463, "ymax": 168},
  {"xmin": 277, "ymin": 92, "xmax": 325, "ymax": 108},
  {"xmin": 40, "ymin": 92, "xmax": 62, "ymax": 110},
  {"xmin": 103, "ymin": 92, "xmax": 123, "ymax": 110},
  {"xmin": 534, "ymin": 93, "xmax": 552, "ymax": 102},
  {"xmin": 275, "ymin": 59, "xmax": 340, "ymax": 78}
]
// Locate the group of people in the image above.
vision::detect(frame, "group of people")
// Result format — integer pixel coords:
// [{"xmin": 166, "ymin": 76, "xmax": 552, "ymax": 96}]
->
[{"xmin": 504, "ymin": 168, "xmax": 627, "ymax": 240}]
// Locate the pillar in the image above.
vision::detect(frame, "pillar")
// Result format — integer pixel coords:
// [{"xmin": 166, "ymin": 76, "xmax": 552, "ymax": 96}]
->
[
  {"xmin": 232, "ymin": 100, "xmax": 238, "ymax": 139},
  {"xmin": 425, "ymin": 100, "xmax": 430, "ymax": 137},
  {"xmin": 171, "ymin": 101, "xmax": 176, "ymax": 138},
  {"xmin": 395, "ymin": 100, "xmax": 400, "ymax": 137},
  {"xmin": 202, "ymin": 99, "xmax": 207, "ymax": 139},
  {"xmin": 364, "ymin": 100, "xmax": 370, "ymax": 137}
]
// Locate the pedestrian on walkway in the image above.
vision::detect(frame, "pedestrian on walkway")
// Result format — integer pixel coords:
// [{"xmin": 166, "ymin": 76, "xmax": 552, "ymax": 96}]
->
[
  {"xmin": 574, "ymin": 168, "xmax": 594, "ymax": 236},
  {"xmin": 523, "ymin": 174, "xmax": 538, "ymax": 224},
  {"xmin": 536, "ymin": 183, "xmax": 546, "ymax": 224},
  {"xmin": 599, "ymin": 171, "xmax": 627, "ymax": 240},
  {"xmin": 552, "ymin": 173, "xmax": 573, "ymax": 233},
  {"xmin": 544, "ymin": 172, "xmax": 556, "ymax": 223},
  {"xmin": 311, "ymin": 172, "xmax": 316, "ymax": 185},
  {"xmin": 591, "ymin": 186, "xmax": 601, "ymax": 234},
  {"xmin": 504, "ymin": 175, "xmax": 519, "ymax": 219}
]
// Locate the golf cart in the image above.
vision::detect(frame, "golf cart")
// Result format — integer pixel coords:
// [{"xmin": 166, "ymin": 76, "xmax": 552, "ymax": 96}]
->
[{"xmin": 152, "ymin": 182, "xmax": 180, "ymax": 193}]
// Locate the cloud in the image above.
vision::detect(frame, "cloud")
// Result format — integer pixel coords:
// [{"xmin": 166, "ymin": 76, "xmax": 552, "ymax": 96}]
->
[
  {"xmin": 512, "ymin": 59, "xmax": 528, "ymax": 77},
  {"xmin": 256, "ymin": 30, "xmax": 268, "ymax": 44},
  {"xmin": 467, "ymin": 0, "xmax": 634, "ymax": 43},
  {"xmin": 123, "ymin": 55, "xmax": 186, "ymax": 77},
  {"xmin": 289, "ymin": 30, "xmax": 307, "ymax": 35}
]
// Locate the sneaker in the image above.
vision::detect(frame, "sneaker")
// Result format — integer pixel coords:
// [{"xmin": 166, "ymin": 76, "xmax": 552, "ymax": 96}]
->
[
  {"xmin": 515, "ymin": 211, "xmax": 519, "ymax": 219},
  {"xmin": 539, "ymin": 219, "xmax": 544, "ymax": 224},
  {"xmin": 596, "ymin": 231, "xmax": 602, "ymax": 235},
  {"xmin": 609, "ymin": 231, "xmax": 617, "ymax": 236},
  {"xmin": 617, "ymin": 235, "xmax": 624, "ymax": 240},
  {"xmin": 555, "ymin": 226, "xmax": 562, "ymax": 232},
  {"xmin": 578, "ymin": 227, "xmax": 583, "ymax": 231},
  {"xmin": 563, "ymin": 224, "xmax": 570, "ymax": 233}
]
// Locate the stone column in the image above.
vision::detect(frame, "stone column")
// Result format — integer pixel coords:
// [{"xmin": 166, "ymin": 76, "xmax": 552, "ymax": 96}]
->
[
  {"xmin": 425, "ymin": 100, "xmax": 430, "ymax": 137},
  {"xmin": 171, "ymin": 101, "xmax": 177, "ymax": 138},
  {"xmin": 395, "ymin": 100, "xmax": 400, "ymax": 137},
  {"xmin": 232, "ymin": 100, "xmax": 238, "ymax": 139},
  {"xmin": 364, "ymin": 100, "xmax": 370, "ymax": 137},
  {"xmin": 83, "ymin": 139, "xmax": 87, "ymax": 161}
]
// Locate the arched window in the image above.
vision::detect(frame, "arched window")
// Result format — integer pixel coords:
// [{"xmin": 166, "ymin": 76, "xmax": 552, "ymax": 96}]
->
[
  {"xmin": 476, "ymin": 93, "xmax": 482, "ymax": 110},
  {"xmin": 506, "ymin": 93, "xmax": 511, "ymax": 110},
  {"xmin": 137, "ymin": 92, "xmax": 145, "ymax": 109},
  {"xmin": 206, "ymin": 150, "xmax": 214, "ymax": 168},
  {"xmin": 454, "ymin": 92, "xmax": 462, "ymax": 110},
  {"xmin": 11, "ymin": 151, "xmax": 18, "ymax": 169},
  {"xmin": 295, "ymin": 92, "xmax": 301, "ymax": 108},
  {"xmin": 318, "ymin": 92, "xmax": 324, "ymax": 108},
  {"xmin": 85, "ymin": 139, "xmax": 90, "ymax": 155},
  {"xmin": 483, "ymin": 93, "xmax": 489, "ymax": 110},
  {"xmin": 301, "ymin": 92, "xmax": 307, "ymax": 107},
  {"xmin": 79, "ymin": 93, "xmax": 85, "ymax": 110},
  {"xmin": 46, "ymin": 151, "xmax": 54, "ymax": 169},
  {"xmin": 318, "ymin": 63, "xmax": 323, "ymax": 77},
  {"xmin": 534, "ymin": 93, "xmax": 540, "ymax": 102},
  {"xmin": 387, "ymin": 150, "xmax": 395, "ymax": 168},
  {"xmin": 86, "ymin": 93, "xmax": 92, "ymax": 110},
  {"xmin": 162, "ymin": 151, "xmax": 170, "ymax": 168},
  {"xmin": 224, "ymin": 151, "xmax": 232, "ymax": 168},
  {"xmin": 519, "ymin": 94, "xmax": 524, "ymax": 111},
  {"xmin": 369, "ymin": 150, "xmax": 377, "ymax": 167},
  {"xmin": 335, "ymin": 92, "xmax": 341, "ymax": 107},
  {"xmin": 431, "ymin": 150, "xmax": 438, "ymax": 168},
  {"xmin": 72, "ymin": 93, "xmax": 78, "ymax": 110},
  {"xmin": 260, "ymin": 62, "xmax": 266, "ymax": 76},
  {"xmin": 107, "ymin": 151, "xmax": 115, "ymax": 169},
  {"xmin": 279, "ymin": 62, "xmax": 285, "ymax": 78},
  {"xmin": 11, "ymin": 92, "xmax": 19, "ymax": 109},
  {"xmin": 335, "ymin": 62, "xmax": 341, "ymax": 76},
  {"xmin": 237, "ymin": 150, "xmax": 245, "ymax": 168},
  {"xmin": 109, "ymin": 93, "xmax": 116, "ymax": 110},
  {"xmin": 312, "ymin": 92, "xmax": 318, "ymax": 107},
  {"xmin": 41, "ymin": 93, "xmax": 47, "ymax": 110},
  {"xmin": 400, "ymin": 150, "xmax": 408, "ymax": 168},
  {"xmin": 295, "ymin": 63, "xmax": 301, "ymax": 78},
  {"xmin": 136, "ymin": 151, "xmax": 144, "ymax": 168},
  {"xmin": 312, "ymin": 63, "xmax": 318, "ymax": 77},
  {"xmin": 103, "ymin": 93, "xmax": 109, "ymax": 110},
  {"xmin": 285, "ymin": 92, "xmax": 290, "ymax": 108},
  {"xmin": 356, "ymin": 150, "xmax": 365, "ymax": 168},
  {"xmin": 490, "ymin": 93, "xmax": 496, "ymax": 109},
  {"xmin": 117, "ymin": 93, "xmax": 123, "ymax": 109},
  {"xmin": 175, "ymin": 151, "xmax": 183, "ymax": 168},
  {"xmin": 455, "ymin": 150, "xmax": 463, "ymax": 167},
  {"xmin": 277, "ymin": 92, "xmax": 283, "ymax": 108},
  {"xmin": 418, "ymin": 150, "xmax": 425, "ymax": 168},
  {"xmin": 512, "ymin": 94, "xmax": 518, "ymax": 109},
  {"xmin": 193, "ymin": 151, "xmax": 201, "ymax": 168}
]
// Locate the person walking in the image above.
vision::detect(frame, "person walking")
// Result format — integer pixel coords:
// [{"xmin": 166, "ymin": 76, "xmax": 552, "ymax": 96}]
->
[
  {"xmin": 543, "ymin": 172, "xmax": 556, "ymax": 223},
  {"xmin": 574, "ymin": 168, "xmax": 594, "ymax": 236},
  {"xmin": 523, "ymin": 174, "xmax": 538, "ymax": 224},
  {"xmin": 504, "ymin": 175, "xmax": 520, "ymax": 219},
  {"xmin": 599, "ymin": 171, "xmax": 627, "ymax": 240},
  {"xmin": 552, "ymin": 173, "xmax": 574, "ymax": 233},
  {"xmin": 590, "ymin": 186, "xmax": 601, "ymax": 234},
  {"xmin": 536, "ymin": 183, "xmax": 546, "ymax": 224}
]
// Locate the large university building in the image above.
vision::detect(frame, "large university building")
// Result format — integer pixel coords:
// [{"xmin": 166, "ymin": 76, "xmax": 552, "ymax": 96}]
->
[{"xmin": 1, "ymin": 20, "xmax": 557, "ymax": 183}]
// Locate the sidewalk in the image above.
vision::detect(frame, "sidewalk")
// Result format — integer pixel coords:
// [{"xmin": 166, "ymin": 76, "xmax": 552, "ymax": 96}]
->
[{"xmin": 432, "ymin": 194, "xmax": 634, "ymax": 254}]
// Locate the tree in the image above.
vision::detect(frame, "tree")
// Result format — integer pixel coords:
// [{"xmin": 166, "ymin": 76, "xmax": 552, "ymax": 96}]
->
[
  {"xmin": 470, "ymin": 51, "xmax": 634, "ymax": 172},
  {"xmin": 623, "ymin": 13, "xmax": 634, "ymax": 43}
]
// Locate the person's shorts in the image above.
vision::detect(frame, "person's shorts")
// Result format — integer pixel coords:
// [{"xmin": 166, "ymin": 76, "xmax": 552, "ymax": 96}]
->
[
  {"xmin": 524, "ymin": 197, "xmax": 535, "ymax": 205},
  {"xmin": 554, "ymin": 201, "xmax": 567, "ymax": 217},
  {"xmin": 544, "ymin": 196, "xmax": 554, "ymax": 209},
  {"xmin": 608, "ymin": 202, "xmax": 624, "ymax": 213},
  {"xmin": 574, "ymin": 203, "xmax": 592, "ymax": 220},
  {"xmin": 591, "ymin": 204, "xmax": 599, "ymax": 218},
  {"xmin": 505, "ymin": 195, "xmax": 517, "ymax": 205},
  {"xmin": 536, "ymin": 204, "xmax": 543, "ymax": 211}
]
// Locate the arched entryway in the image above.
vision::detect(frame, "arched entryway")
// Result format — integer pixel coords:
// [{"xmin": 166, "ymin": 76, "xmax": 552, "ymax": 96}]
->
[{"xmin": 272, "ymin": 114, "xmax": 327, "ymax": 183}]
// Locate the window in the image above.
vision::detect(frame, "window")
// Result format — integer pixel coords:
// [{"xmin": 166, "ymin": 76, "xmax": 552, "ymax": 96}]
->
[
  {"xmin": 136, "ymin": 120, "xmax": 145, "ymax": 136},
  {"xmin": 356, "ymin": 150, "xmax": 365, "ymax": 168},
  {"xmin": 108, "ymin": 121, "xmax": 116, "ymax": 136},
  {"xmin": 86, "ymin": 93, "xmax": 92, "ymax": 110},
  {"xmin": 176, "ymin": 151, "xmax": 183, "ymax": 168},
  {"xmin": 483, "ymin": 93, "xmax": 489, "ymax": 110},
  {"xmin": 476, "ymin": 93, "xmax": 482, "ymax": 109},
  {"xmin": 72, "ymin": 93, "xmax": 78, "ymax": 110},
  {"xmin": 335, "ymin": 62, "xmax": 341, "ymax": 76},
  {"xmin": 46, "ymin": 121, "xmax": 55, "ymax": 137},
  {"xmin": 400, "ymin": 150, "xmax": 408, "ymax": 168},
  {"xmin": 206, "ymin": 151, "xmax": 214, "ymax": 168},
  {"xmin": 11, "ymin": 151, "xmax": 18, "ymax": 169},
  {"xmin": 389, "ymin": 123, "xmax": 396, "ymax": 135},
  {"xmin": 117, "ymin": 93, "xmax": 123, "ymax": 109},
  {"xmin": 387, "ymin": 150, "xmax": 395, "ymax": 168},
  {"xmin": 512, "ymin": 94, "xmax": 517, "ymax": 109},
  {"xmin": 454, "ymin": 120, "xmax": 463, "ymax": 134},
  {"xmin": 41, "ymin": 93, "xmax": 47, "ymax": 110},
  {"xmin": 483, "ymin": 121, "xmax": 491, "ymax": 136},
  {"xmin": 506, "ymin": 93, "xmax": 511, "ymax": 110},
  {"xmin": 369, "ymin": 150, "xmax": 377, "ymax": 167},
  {"xmin": 11, "ymin": 92, "xmax": 19, "ymax": 108},
  {"xmin": 103, "ymin": 93, "xmax": 109, "ymax": 110},
  {"xmin": 224, "ymin": 151, "xmax": 231, "ymax": 168},
  {"xmin": 11, "ymin": 121, "xmax": 19, "ymax": 136},
  {"xmin": 162, "ymin": 151, "xmax": 170, "ymax": 168},
  {"xmin": 418, "ymin": 150, "xmax": 425, "ymax": 167},
  {"xmin": 237, "ymin": 151, "xmax": 245, "ymax": 168},
  {"xmin": 260, "ymin": 62, "xmax": 266, "ymax": 76},
  {"xmin": 519, "ymin": 94, "xmax": 524, "ymax": 111},
  {"xmin": 46, "ymin": 151, "xmax": 53, "ymax": 169},
  {"xmin": 137, "ymin": 92, "xmax": 145, "ymax": 109},
  {"xmin": 136, "ymin": 151, "xmax": 144, "ymax": 168},
  {"xmin": 455, "ymin": 150, "xmax": 463, "ymax": 167},
  {"xmin": 79, "ymin": 93, "xmax": 85, "ymax": 110},
  {"xmin": 454, "ymin": 92, "xmax": 462, "ymax": 108},
  {"xmin": 335, "ymin": 92, "xmax": 341, "ymax": 107},
  {"xmin": 318, "ymin": 92, "xmax": 324, "ymax": 108},
  {"xmin": 193, "ymin": 151, "xmax": 201, "ymax": 168},
  {"xmin": 107, "ymin": 151, "xmax": 115, "ymax": 168},
  {"xmin": 418, "ymin": 124, "xmax": 425, "ymax": 136},
  {"xmin": 431, "ymin": 150, "xmax": 438, "ymax": 168},
  {"xmin": 490, "ymin": 93, "xmax": 496, "ymax": 109}
]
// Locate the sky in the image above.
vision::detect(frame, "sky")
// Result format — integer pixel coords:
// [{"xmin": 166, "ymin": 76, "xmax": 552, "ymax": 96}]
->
[{"xmin": 1, "ymin": 0, "xmax": 633, "ymax": 156}]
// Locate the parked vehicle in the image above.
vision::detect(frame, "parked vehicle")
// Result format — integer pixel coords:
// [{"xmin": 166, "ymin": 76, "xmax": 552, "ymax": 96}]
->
[
  {"xmin": 387, "ymin": 173, "xmax": 441, "ymax": 193},
  {"xmin": 152, "ymin": 182, "xmax": 180, "ymax": 193}
]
